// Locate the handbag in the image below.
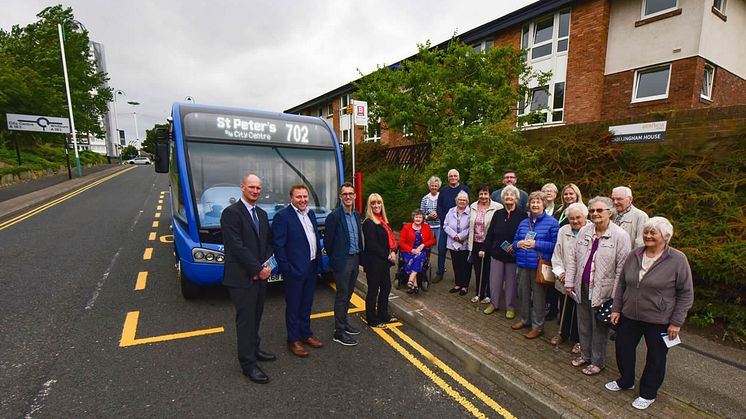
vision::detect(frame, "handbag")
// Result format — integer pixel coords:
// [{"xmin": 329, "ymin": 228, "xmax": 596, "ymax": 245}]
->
[
  {"xmin": 595, "ymin": 299, "xmax": 615, "ymax": 329},
  {"xmin": 528, "ymin": 219, "xmax": 556, "ymax": 287}
]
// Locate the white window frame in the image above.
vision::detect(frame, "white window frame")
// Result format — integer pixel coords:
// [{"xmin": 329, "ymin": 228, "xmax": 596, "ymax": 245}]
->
[
  {"xmin": 701, "ymin": 64, "xmax": 715, "ymax": 100},
  {"xmin": 713, "ymin": 0, "xmax": 726, "ymax": 14},
  {"xmin": 341, "ymin": 129, "xmax": 350, "ymax": 145},
  {"xmin": 326, "ymin": 102, "xmax": 334, "ymax": 118},
  {"xmin": 365, "ymin": 116, "xmax": 381, "ymax": 142},
  {"xmin": 340, "ymin": 94, "xmax": 351, "ymax": 113},
  {"xmin": 632, "ymin": 64, "xmax": 671, "ymax": 103},
  {"xmin": 642, "ymin": 0, "xmax": 678, "ymax": 19},
  {"xmin": 472, "ymin": 39, "xmax": 494, "ymax": 53},
  {"xmin": 521, "ymin": 9, "xmax": 571, "ymax": 63}
]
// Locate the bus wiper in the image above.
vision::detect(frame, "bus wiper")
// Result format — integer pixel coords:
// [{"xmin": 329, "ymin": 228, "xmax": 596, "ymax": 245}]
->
[{"xmin": 272, "ymin": 147, "xmax": 321, "ymax": 208}]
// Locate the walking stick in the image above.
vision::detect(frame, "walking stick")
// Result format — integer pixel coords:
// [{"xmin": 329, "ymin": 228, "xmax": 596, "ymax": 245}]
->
[
  {"xmin": 476, "ymin": 252, "xmax": 487, "ymax": 312},
  {"xmin": 555, "ymin": 292, "xmax": 569, "ymax": 352}
]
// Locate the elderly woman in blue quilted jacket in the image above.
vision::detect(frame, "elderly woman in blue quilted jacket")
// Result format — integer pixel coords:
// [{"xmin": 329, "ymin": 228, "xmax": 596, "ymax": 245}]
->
[{"xmin": 511, "ymin": 191, "xmax": 560, "ymax": 339}]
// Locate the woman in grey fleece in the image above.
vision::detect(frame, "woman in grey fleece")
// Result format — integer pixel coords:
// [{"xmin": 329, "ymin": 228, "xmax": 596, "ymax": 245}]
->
[{"xmin": 607, "ymin": 216, "xmax": 694, "ymax": 411}]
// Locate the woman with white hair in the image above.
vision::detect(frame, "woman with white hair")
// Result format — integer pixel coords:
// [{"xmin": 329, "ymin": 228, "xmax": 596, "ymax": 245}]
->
[
  {"xmin": 549, "ymin": 202, "xmax": 590, "ymax": 351},
  {"xmin": 443, "ymin": 191, "xmax": 471, "ymax": 295},
  {"xmin": 420, "ymin": 176, "xmax": 442, "ymax": 246},
  {"xmin": 606, "ymin": 216, "xmax": 694, "ymax": 411},
  {"xmin": 565, "ymin": 196, "xmax": 630, "ymax": 376}
]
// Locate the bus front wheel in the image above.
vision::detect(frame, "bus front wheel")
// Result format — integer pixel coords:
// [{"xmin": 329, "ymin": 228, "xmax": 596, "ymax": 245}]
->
[{"xmin": 177, "ymin": 260, "xmax": 200, "ymax": 299}]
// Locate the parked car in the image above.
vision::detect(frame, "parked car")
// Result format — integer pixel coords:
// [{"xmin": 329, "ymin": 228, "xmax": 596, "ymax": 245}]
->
[{"xmin": 126, "ymin": 156, "xmax": 152, "ymax": 165}]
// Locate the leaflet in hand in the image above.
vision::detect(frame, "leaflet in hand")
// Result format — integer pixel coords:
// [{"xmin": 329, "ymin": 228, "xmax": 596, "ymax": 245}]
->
[
  {"xmin": 524, "ymin": 231, "xmax": 536, "ymax": 240},
  {"xmin": 263, "ymin": 255, "xmax": 277, "ymax": 271},
  {"xmin": 661, "ymin": 333, "xmax": 681, "ymax": 348},
  {"xmin": 500, "ymin": 240, "xmax": 512, "ymax": 253}
]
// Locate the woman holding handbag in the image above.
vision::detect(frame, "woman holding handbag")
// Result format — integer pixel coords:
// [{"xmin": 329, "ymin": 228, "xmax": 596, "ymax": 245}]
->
[
  {"xmin": 564, "ymin": 196, "xmax": 630, "ymax": 376},
  {"xmin": 511, "ymin": 191, "xmax": 560, "ymax": 339}
]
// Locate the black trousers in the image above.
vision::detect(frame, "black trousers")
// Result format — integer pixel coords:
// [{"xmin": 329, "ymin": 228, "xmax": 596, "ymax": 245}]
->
[
  {"xmin": 228, "ymin": 282, "xmax": 266, "ymax": 372},
  {"xmin": 471, "ymin": 242, "xmax": 491, "ymax": 299},
  {"xmin": 615, "ymin": 315, "xmax": 669, "ymax": 400},
  {"xmin": 450, "ymin": 249, "xmax": 471, "ymax": 288},
  {"xmin": 365, "ymin": 260, "xmax": 392, "ymax": 325},
  {"xmin": 558, "ymin": 295, "xmax": 579, "ymax": 342}
]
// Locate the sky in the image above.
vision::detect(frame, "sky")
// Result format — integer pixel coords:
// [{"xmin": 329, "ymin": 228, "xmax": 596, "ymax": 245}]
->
[{"xmin": 1, "ymin": 0, "xmax": 536, "ymax": 146}]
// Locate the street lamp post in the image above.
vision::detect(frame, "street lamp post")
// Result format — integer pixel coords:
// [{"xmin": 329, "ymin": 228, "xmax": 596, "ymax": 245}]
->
[
  {"xmin": 58, "ymin": 20, "xmax": 83, "ymax": 177},
  {"xmin": 128, "ymin": 101, "xmax": 140, "ymax": 148},
  {"xmin": 111, "ymin": 89, "xmax": 125, "ymax": 161}
]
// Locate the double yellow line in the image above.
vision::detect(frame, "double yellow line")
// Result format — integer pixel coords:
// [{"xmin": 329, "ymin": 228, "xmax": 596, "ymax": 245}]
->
[{"xmin": 0, "ymin": 167, "xmax": 134, "ymax": 231}]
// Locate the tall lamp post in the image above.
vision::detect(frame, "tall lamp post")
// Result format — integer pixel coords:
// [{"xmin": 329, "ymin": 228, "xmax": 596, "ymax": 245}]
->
[
  {"xmin": 127, "ymin": 101, "xmax": 141, "ymax": 149},
  {"xmin": 58, "ymin": 19, "xmax": 85, "ymax": 177},
  {"xmin": 111, "ymin": 90, "xmax": 125, "ymax": 158}
]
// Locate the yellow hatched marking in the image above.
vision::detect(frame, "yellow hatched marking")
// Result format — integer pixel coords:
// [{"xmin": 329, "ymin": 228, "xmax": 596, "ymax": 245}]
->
[
  {"xmin": 372, "ymin": 327, "xmax": 487, "ymax": 418},
  {"xmin": 119, "ymin": 311, "xmax": 223, "ymax": 347},
  {"xmin": 152, "ymin": 221, "xmax": 159, "ymax": 228},
  {"xmin": 157, "ymin": 205, "xmax": 162, "ymax": 211},
  {"xmin": 0, "ymin": 167, "xmax": 135, "ymax": 231},
  {"xmin": 148, "ymin": 232, "xmax": 157, "ymax": 241},
  {"xmin": 143, "ymin": 248, "xmax": 153, "ymax": 260},
  {"xmin": 389, "ymin": 325, "xmax": 516, "ymax": 419},
  {"xmin": 135, "ymin": 272, "xmax": 148, "ymax": 290},
  {"xmin": 154, "ymin": 212, "xmax": 161, "ymax": 218}
]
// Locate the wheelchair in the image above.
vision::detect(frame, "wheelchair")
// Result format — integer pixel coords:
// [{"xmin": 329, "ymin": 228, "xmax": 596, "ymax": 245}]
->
[{"xmin": 394, "ymin": 248, "xmax": 432, "ymax": 294}]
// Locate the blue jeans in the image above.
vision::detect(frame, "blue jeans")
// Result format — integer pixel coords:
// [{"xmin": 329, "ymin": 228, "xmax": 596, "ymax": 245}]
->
[{"xmin": 437, "ymin": 228, "xmax": 447, "ymax": 276}]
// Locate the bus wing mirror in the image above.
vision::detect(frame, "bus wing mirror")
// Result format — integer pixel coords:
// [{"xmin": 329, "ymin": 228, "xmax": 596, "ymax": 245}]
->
[{"xmin": 154, "ymin": 127, "xmax": 169, "ymax": 173}]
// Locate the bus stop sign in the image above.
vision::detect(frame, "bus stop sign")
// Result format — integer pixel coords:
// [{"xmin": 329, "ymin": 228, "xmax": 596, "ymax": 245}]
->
[{"xmin": 6, "ymin": 113, "xmax": 71, "ymax": 134}]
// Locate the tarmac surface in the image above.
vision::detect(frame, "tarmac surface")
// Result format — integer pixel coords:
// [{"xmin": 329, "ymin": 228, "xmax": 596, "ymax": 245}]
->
[{"xmin": 3, "ymin": 167, "xmax": 744, "ymax": 418}]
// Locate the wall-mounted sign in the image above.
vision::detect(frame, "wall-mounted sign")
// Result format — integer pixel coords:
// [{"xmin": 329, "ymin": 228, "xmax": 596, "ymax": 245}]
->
[
  {"xmin": 609, "ymin": 121, "xmax": 666, "ymax": 144},
  {"xmin": 6, "ymin": 113, "xmax": 71, "ymax": 133}
]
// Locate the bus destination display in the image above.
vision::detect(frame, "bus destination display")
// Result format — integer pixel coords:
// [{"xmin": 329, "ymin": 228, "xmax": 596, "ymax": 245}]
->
[{"xmin": 183, "ymin": 112, "xmax": 334, "ymax": 147}]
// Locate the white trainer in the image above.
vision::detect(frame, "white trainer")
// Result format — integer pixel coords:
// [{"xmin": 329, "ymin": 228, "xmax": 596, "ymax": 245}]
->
[
  {"xmin": 632, "ymin": 397, "xmax": 656, "ymax": 410},
  {"xmin": 605, "ymin": 381, "xmax": 633, "ymax": 392}
]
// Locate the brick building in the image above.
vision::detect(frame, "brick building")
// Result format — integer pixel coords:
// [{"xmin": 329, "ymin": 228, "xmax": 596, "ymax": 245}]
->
[{"xmin": 285, "ymin": 0, "xmax": 746, "ymax": 146}]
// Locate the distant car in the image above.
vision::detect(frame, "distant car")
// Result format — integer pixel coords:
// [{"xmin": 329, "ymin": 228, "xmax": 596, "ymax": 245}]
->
[{"xmin": 127, "ymin": 157, "xmax": 152, "ymax": 165}]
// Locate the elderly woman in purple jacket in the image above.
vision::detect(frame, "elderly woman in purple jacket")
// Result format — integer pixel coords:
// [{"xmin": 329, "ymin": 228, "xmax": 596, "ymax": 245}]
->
[
  {"xmin": 443, "ymin": 191, "xmax": 471, "ymax": 296},
  {"xmin": 511, "ymin": 191, "xmax": 560, "ymax": 339},
  {"xmin": 606, "ymin": 217, "xmax": 693, "ymax": 411}
]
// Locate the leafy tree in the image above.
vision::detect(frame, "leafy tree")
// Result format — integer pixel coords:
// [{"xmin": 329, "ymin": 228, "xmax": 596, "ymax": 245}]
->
[
  {"xmin": 0, "ymin": 5, "xmax": 112, "ymax": 148},
  {"xmin": 354, "ymin": 38, "xmax": 549, "ymax": 186},
  {"xmin": 120, "ymin": 145, "xmax": 138, "ymax": 160},
  {"xmin": 142, "ymin": 123, "xmax": 168, "ymax": 155}
]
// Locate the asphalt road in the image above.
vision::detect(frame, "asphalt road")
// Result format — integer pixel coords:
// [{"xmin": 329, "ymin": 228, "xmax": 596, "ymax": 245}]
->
[{"xmin": 0, "ymin": 166, "xmax": 537, "ymax": 418}]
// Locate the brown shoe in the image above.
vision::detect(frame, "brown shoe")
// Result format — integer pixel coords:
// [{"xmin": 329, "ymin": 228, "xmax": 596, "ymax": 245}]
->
[
  {"xmin": 524, "ymin": 329, "xmax": 543, "ymax": 339},
  {"xmin": 302, "ymin": 336, "xmax": 324, "ymax": 348},
  {"xmin": 511, "ymin": 321, "xmax": 528, "ymax": 330},
  {"xmin": 288, "ymin": 341, "xmax": 309, "ymax": 357}
]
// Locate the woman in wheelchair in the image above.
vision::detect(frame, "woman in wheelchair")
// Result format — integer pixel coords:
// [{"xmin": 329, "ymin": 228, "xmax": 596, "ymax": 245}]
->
[{"xmin": 399, "ymin": 209, "xmax": 436, "ymax": 293}]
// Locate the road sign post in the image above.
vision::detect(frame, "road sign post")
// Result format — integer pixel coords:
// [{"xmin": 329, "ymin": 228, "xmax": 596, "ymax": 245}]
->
[{"xmin": 7, "ymin": 113, "xmax": 73, "ymax": 179}]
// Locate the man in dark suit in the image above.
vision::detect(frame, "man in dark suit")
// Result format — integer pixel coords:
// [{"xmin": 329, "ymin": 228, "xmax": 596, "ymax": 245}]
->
[
  {"xmin": 324, "ymin": 182, "xmax": 363, "ymax": 347},
  {"xmin": 221, "ymin": 173, "xmax": 276, "ymax": 384},
  {"xmin": 272, "ymin": 184, "xmax": 323, "ymax": 357}
]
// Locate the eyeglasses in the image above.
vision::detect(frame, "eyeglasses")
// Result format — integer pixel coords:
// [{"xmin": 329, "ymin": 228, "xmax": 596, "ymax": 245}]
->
[
  {"xmin": 588, "ymin": 208, "xmax": 610, "ymax": 214},
  {"xmin": 341, "ymin": 192, "xmax": 355, "ymax": 196}
]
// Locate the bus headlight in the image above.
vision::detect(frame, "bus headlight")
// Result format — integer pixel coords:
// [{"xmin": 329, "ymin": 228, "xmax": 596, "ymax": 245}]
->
[{"xmin": 192, "ymin": 248, "xmax": 224, "ymax": 264}]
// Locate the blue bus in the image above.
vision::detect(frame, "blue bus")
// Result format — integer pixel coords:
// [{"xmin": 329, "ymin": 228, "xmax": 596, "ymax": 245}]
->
[{"xmin": 154, "ymin": 103, "xmax": 343, "ymax": 298}]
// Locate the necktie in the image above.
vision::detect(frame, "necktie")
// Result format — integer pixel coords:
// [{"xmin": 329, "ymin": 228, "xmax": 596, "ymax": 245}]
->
[{"xmin": 251, "ymin": 207, "xmax": 260, "ymax": 235}]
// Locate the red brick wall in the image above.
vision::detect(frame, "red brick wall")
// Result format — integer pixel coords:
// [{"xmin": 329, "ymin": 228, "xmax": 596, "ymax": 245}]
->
[
  {"xmin": 564, "ymin": 0, "xmax": 611, "ymax": 124},
  {"xmin": 600, "ymin": 56, "xmax": 746, "ymax": 120}
]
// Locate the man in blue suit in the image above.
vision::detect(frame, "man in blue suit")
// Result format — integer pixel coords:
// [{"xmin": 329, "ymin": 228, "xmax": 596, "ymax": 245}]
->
[
  {"xmin": 324, "ymin": 182, "xmax": 363, "ymax": 347},
  {"xmin": 272, "ymin": 184, "xmax": 323, "ymax": 357}
]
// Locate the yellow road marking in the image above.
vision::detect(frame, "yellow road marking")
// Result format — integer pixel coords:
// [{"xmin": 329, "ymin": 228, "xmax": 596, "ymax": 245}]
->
[
  {"xmin": 143, "ymin": 248, "xmax": 153, "ymax": 260},
  {"xmin": 0, "ymin": 167, "xmax": 135, "ymax": 231},
  {"xmin": 135, "ymin": 272, "xmax": 148, "ymax": 290},
  {"xmin": 372, "ymin": 327, "xmax": 487, "ymax": 418},
  {"xmin": 310, "ymin": 307, "xmax": 365, "ymax": 319},
  {"xmin": 159, "ymin": 234, "xmax": 174, "ymax": 243},
  {"xmin": 148, "ymin": 232, "xmax": 157, "ymax": 241},
  {"xmin": 157, "ymin": 205, "xmax": 162, "ymax": 211},
  {"xmin": 152, "ymin": 221, "xmax": 159, "ymax": 228},
  {"xmin": 158, "ymin": 199, "xmax": 163, "ymax": 204},
  {"xmin": 154, "ymin": 212, "xmax": 161, "ymax": 218},
  {"xmin": 388, "ymin": 326, "xmax": 516, "ymax": 419},
  {"xmin": 119, "ymin": 311, "xmax": 224, "ymax": 347}
]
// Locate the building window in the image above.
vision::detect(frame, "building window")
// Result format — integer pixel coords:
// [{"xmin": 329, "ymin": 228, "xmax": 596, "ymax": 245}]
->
[
  {"xmin": 552, "ymin": 82, "xmax": 565, "ymax": 122},
  {"xmin": 632, "ymin": 64, "xmax": 671, "ymax": 102},
  {"xmin": 643, "ymin": 0, "xmax": 678, "ymax": 18},
  {"xmin": 518, "ymin": 83, "xmax": 565, "ymax": 125},
  {"xmin": 712, "ymin": 0, "xmax": 727, "ymax": 18},
  {"xmin": 701, "ymin": 64, "xmax": 715, "ymax": 100},
  {"xmin": 522, "ymin": 9, "xmax": 571, "ymax": 61},
  {"xmin": 341, "ymin": 129, "xmax": 350, "ymax": 144},
  {"xmin": 341, "ymin": 94, "xmax": 351, "ymax": 112},
  {"xmin": 327, "ymin": 102, "xmax": 333, "ymax": 117},
  {"xmin": 472, "ymin": 39, "xmax": 494, "ymax": 53},
  {"xmin": 317, "ymin": 106, "xmax": 323, "ymax": 117}
]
